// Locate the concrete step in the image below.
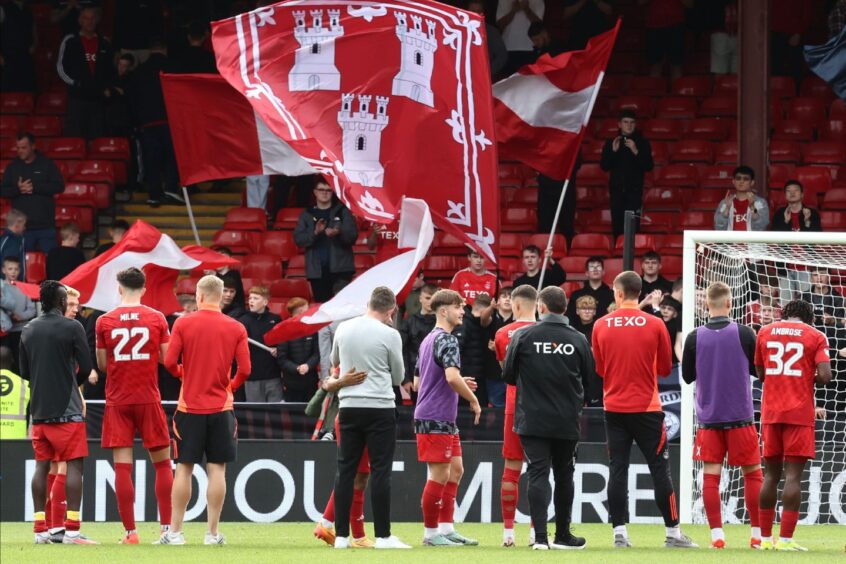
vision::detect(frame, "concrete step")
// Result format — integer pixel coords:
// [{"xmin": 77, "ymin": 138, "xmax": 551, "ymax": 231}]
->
[
  {"xmin": 129, "ymin": 191, "xmax": 242, "ymax": 205},
  {"xmin": 120, "ymin": 203, "xmax": 229, "ymax": 216},
  {"xmin": 117, "ymin": 215, "xmax": 223, "ymax": 229}
]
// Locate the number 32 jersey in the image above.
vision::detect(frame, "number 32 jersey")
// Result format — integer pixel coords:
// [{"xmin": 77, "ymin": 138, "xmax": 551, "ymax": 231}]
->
[
  {"xmin": 96, "ymin": 305, "xmax": 170, "ymax": 406},
  {"xmin": 755, "ymin": 320, "xmax": 829, "ymax": 427}
]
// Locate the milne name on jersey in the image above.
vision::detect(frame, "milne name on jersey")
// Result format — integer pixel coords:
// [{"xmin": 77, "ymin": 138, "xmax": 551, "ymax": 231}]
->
[{"xmin": 119, "ymin": 312, "xmax": 141, "ymax": 322}]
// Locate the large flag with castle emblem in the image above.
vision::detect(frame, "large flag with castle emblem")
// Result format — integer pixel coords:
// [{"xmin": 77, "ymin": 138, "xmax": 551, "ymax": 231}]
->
[
  {"xmin": 211, "ymin": 0, "xmax": 499, "ymax": 261},
  {"xmin": 493, "ymin": 20, "xmax": 620, "ymax": 181}
]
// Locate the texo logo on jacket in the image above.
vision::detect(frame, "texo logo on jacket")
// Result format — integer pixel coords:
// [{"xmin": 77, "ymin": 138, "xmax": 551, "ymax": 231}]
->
[{"xmin": 533, "ymin": 342, "xmax": 575, "ymax": 355}]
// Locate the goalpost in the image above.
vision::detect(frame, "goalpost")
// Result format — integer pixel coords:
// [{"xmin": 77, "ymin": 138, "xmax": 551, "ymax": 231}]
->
[{"xmin": 679, "ymin": 230, "xmax": 846, "ymax": 525}]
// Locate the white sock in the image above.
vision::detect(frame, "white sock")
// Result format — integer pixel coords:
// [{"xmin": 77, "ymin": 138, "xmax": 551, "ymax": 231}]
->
[
  {"xmin": 613, "ymin": 525, "xmax": 628, "ymax": 538},
  {"xmin": 424, "ymin": 527, "xmax": 439, "ymax": 539},
  {"xmin": 711, "ymin": 528, "xmax": 725, "ymax": 542},
  {"xmin": 779, "ymin": 537, "xmax": 792, "ymax": 543},
  {"xmin": 751, "ymin": 527, "xmax": 761, "ymax": 539},
  {"xmin": 666, "ymin": 526, "xmax": 682, "ymax": 539},
  {"xmin": 438, "ymin": 523, "xmax": 455, "ymax": 535},
  {"xmin": 320, "ymin": 518, "xmax": 334, "ymax": 529},
  {"xmin": 503, "ymin": 528, "xmax": 515, "ymax": 539}
]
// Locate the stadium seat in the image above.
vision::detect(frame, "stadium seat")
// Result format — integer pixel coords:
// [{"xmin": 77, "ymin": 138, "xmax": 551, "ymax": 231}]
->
[
  {"xmin": 686, "ymin": 118, "xmax": 727, "ymax": 141},
  {"xmin": 570, "ymin": 233, "xmax": 612, "ymax": 256},
  {"xmin": 643, "ymin": 187, "xmax": 684, "ymax": 212},
  {"xmin": 354, "ymin": 254, "xmax": 374, "ymax": 271},
  {"xmin": 640, "ymin": 211, "xmax": 677, "ymax": 233},
  {"xmin": 670, "ymin": 140, "xmax": 714, "ymax": 163},
  {"xmin": 599, "ymin": 74, "xmax": 630, "ymax": 97},
  {"xmin": 54, "ymin": 159, "xmax": 80, "ymax": 179},
  {"xmin": 614, "ymin": 233, "xmax": 655, "ymax": 251},
  {"xmin": 796, "ymin": 166, "xmax": 833, "ymax": 195},
  {"xmin": 43, "ymin": 137, "xmax": 86, "ymax": 160},
  {"xmin": 25, "ymin": 252, "xmax": 46, "ymax": 284},
  {"xmin": 272, "ymin": 207, "xmax": 304, "ymax": 230},
  {"xmin": 661, "ymin": 255, "xmax": 682, "ymax": 279},
  {"xmin": 512, "ymin": 188, "xmax": 538, "ymax": 205},
  {"xmin": 423, "ymin": 255, "xmax": 459, "ymax": 278},
  {"xmin": 559, "ymin": 256, "xmax": 589, "ymax": 281},
  {"xmin": 642, "ymin": 119, "xmax": 681, "ymax": 141},
  {"xmin": 822, "ymin": 188, "xmax": 846, "ymax": 210},
  {"xmin": 769, "ymin": 140, "xmax": 801, "ymax": 163},
  {"xmin": 71, "ymin": 159, "xmax": 115, "ymax": 186},
  {"xmin": 582, "ymin": 139, "xmax": 605, "ymax": 162},
  {"xmin": 671, "ymin": 76, "xmax": 711, "ymax": 97},
  {"xmin": 591, "ymin": 118, "xmax": 622, "ymax": 139},
  {"xmin": 714, "ymin": 141, "xmax": 738, "ymax": 164},
  {"xmin": 831, "ymin": 99, "xmax": 846, "ymax": 120},
  {"xmin": 55, "ymin": 205, "xmax": 93, "ymax": 232},
  {"xmin": 821, "ymin": 119, "xmax": 846, "ymax": 143},
  {"xmin": 699, "ymin": 165, "xmax": 735, "ymax": 189},
  {"xmin": 498, "ymin": 162, "xmax": 523, "ymax": 188},
  {"xmin": 498, "ymin": 232, "xmax": 526, "ymax": 257},
  {"xmin": 176, "ymin": 276, "xmax": 199, "ymax": 295},
  {"xmin": 655, "ymin": 97, "xmax": 697, "ymax": 119},
  {"xmin": 577, "ymin": 209, "xmax": 613, "ymax": 233},
  {"xmin": 23, "ymin": 115, "xmax": 62, "ymax": 137},
  {"xmin": 651, "ymin": 141, "xmax": 669, "ymax": 165},
  {"xmin": 0, "ymin": 92, "xmax": 34, "ymax": 114},
  {"xmin": 560, "ymin": 280, "xmax": 584, "ymax": 297},
  {"xmin": 772, "ymin": 120, "xmax": 814, "ymax": 142},
  {"xmin": 712, "ymin": 75, "xmax": 738, "ymax": 96},
  {"xmin": 769, "ymin": 76, "xmax": 796, "ymax": 98},
  {"xmin": 820, "ymin": 210, "xmax": 846, "ymax": 231},
  {"xmin": 800, "ymin": 74, "xmax": 835, "ymax": 99},
  {"xmin": 526, "ymin": 233, "xmax": 567, "ymax": 256},
  {"xmin": 35, "ymin": 91, "xmax": 67, "ymax": 115},
  {"xmin": 769, "ymin": 97, "xmax": 784, "ymax": 121},
  {"xmin": 656, "ymin": 234, "xmax": 683, "ymax": 255},
  {"xmin": 501, "ymin": 207, "xmax": 536, "ymax": 232},
  {"xmin": 575, "ymin": 163, "xmax": 608, "ymax": 187},
  {"xmin": 270, "ymin": 278, "xmax": 313, "ymax": 300},
  {"xmin": 0, "ymin": 160, "xmax": 9, "ymax": 176},
  {"xmin": 88, "ymin": 137, "xmax": 131, "ymax": 161},
  {"xmin": 0, "ymin": 115, "xmax": 20, "ymax": 137},
  {"xmin": 787, "ymin": 97, "xmax": 826, "ymax": 127},
  {"xmin": 285, "ymin": 255, "xmax": 306, "ymax": 277},
  {"xmin": 260, "ymin": 230, "xmax": 298, "ymax": 259},
  {"xmin": 656, "ymin": 163, "xmax": 699, "ymax": 187},
  {"xmin": 2, "ymin": 138, "xmax": 16, "ymax": 158},
  {"xmin": 499, "ymin": 257, "xmax": 523, "ymax": 279},
  {"xmin": 603, "ymin": 258, "xmax": 642, "ymax": 283},
  {"xmin": 802, "ymin": 142, "xmax": 846, "ymax": 166},
  {"xmin": 616, "ymin": 95, "xmax": 655, "ymax": 117},
  {"xmin": 679, "ymin": 211, "xmax": 713, "ymax": 230},
  {"xmin": 629, "ymin": 76, "xmax": 668, "ymax": 96},
  {"xmin": 242, "ymin": 254, "xmax": 283, "ymax": 282},
  {"xmin": 768, "ymin": 164, "xmax": 796, "ymax": 189},
  {"xmin": 212, "ymin": 229, "xmax": 260, "ymax": 254},
  {"xmin": 56, "ymin": 183, "xmax": 98, "ymax": 209},
  {"xmin": 223, "ymin": 207, "xmax": 267, "ymax": 231},
  {"xmin": 687, "ymin": 189, "xmax": 726, "ymax": 211}
]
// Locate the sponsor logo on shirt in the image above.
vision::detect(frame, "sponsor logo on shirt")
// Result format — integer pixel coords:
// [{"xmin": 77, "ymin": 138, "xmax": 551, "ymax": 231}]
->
[
  {"xmin": 603, "ymin": 315, "xmax": 647, "ymax": 327},
  {"xmin": 533, "ymin": 342, "xmax": 575, "ymax": 355}
]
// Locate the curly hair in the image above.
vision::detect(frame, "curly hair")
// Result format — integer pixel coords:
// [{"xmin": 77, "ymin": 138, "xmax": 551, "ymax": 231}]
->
[{"xmin": 781, "ymin": 299, "xmax": 815, "ymax": 325}]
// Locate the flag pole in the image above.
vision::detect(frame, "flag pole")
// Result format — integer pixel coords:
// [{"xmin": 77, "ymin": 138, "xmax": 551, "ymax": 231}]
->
[
  {"xmin": 536, "ymin": 178, "xmax": 570, "ymax": 291},
  {"xmin": 182, "ymin": 185, "xmax": 202, "ymax": 246},
  {"xmin": 248, "ymin": 338, "xmax": 276, "ymax": 353}
]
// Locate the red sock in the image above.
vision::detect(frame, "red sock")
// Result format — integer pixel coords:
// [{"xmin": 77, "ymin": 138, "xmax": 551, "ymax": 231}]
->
[
  {"xmin": 779, "ymin": 509, "xmax": 799, "ymax": 539},
  {"xmin": 501, "ymin": 467, "xmax": 520, "ymax": 529},
  {"xmin": 421, "ymin": 480, "xmax": 446, "ymax": 528},
  {"xmin": 759, "ymin": 507, "xmax": 776, "ymax": 538},
  {"xmin": 702, "ymin": 473, "xmax": 722, "ymax": 529},
  {"xmin": 439, "ymin": 481, "xmax": 458, "ymax": 525},
  {"xmin": 323, "ymin": 491, "xmax": 335, "ymax": 522},
  {"xmin": 350, "ymin": 488, "xmax": 366, "ymax": 539},
  {"xmin": 114, "ymin": 463, "xmax": 136, "ymax": 531},
  {"xmin": 45, "ymin": 474, "xmax": 56, "ymax": 528},
  {"xmin": 64, "ymin": 510, "xmax": 80, "ymax": 532},
  {"xmin": 153, "ymin": 459, "xmax": 173, "ymax": 526},
  {"xmin": 34, "ymin": 512, "xmax": 48, "ymax": 533},
  {"xmin": 50, "ymin": 475, "xmax": 67, "ymax": 531},
  {"xmin": 743, "ymin": 469, "xmax": 763, "ymax": 528}
]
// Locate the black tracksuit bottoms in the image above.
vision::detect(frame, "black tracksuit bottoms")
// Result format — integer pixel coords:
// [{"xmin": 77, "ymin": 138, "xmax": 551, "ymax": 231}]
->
[
  {"xmin": 520, "ymin": 435, "xmax": 578, "ymax": 543},
  {"xmin": 333, "ymin": 407, "xmax": 396, "ymax": 538},
  {"xmin": 605, "ymin": 411, "xmax": 678, "ymax": 528}
]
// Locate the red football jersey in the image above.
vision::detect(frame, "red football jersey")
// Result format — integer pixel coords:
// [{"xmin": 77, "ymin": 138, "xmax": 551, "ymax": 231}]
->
[
  {"xmin": 450, "ymin": 269, "xmax": 498, "ymax": 305},
  {"xmin": 755, "ymin": 320, "xmax": 829, "ymax": 426},
  {"xmin": 96, "ymin": 305, "xmax": 170, "ymax": 406},
  {"xmin": 495, "ymin": 320, "xmax": 534, "ymax": 416}
]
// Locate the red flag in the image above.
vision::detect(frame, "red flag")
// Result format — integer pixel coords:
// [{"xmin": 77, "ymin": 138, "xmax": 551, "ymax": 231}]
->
[
  {"xmin": 162, "ymin": 73, "xmax": 315, "ymax": 185},
  {"xmin": 211, "ymin": 1, "xmax": 499, "ymax": 261},
  {"xmin": 493, "ymin": 21, "xmax": 620, "ymax": 181}
]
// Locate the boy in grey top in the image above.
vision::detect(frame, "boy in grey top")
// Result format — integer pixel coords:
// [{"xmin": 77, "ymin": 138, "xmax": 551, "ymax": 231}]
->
[{"xmin": 329, "ymin": 287, "xmax": 410, "ymax": 549}]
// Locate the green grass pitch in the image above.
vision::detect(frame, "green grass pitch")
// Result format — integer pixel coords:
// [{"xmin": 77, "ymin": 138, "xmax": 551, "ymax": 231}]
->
[{"xmin": 1, "ymin": 522, "xmax": 844, "ymax": 563}]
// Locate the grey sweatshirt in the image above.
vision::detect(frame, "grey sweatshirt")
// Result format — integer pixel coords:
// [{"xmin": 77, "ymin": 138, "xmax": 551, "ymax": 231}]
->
[{"xmin": 331, "ymin": 315, "xmax": 404, "ymax": 409}]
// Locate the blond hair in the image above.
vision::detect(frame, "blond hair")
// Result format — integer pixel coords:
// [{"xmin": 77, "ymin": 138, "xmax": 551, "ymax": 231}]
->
[
  {"xmin": 706, "ymin": 281, "xmax": 731, "ymax": 306},
  {"xmin": 65, "ymin": 286, "xmax": 80, "ymax": 299},
  {"xmin": 196, "ymin": 274, "xmax": 223, "ymax": 300}
]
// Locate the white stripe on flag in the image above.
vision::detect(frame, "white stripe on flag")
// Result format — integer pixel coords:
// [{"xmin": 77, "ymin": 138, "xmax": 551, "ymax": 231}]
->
[
  {"xmin": 493, "ymin": 74, "xmax": 595, "ymax": 133},
  {"xmin": 255, "ymin": 111, "xmax": 316, "ymax": 176}
]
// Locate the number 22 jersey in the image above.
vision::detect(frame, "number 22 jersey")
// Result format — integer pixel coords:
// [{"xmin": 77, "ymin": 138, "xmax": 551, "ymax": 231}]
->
[
  {"xmin": 96, "ymin": 305, "xmax": 171, "ymax": 406},
  {"xmin": 755, "ymin": 320, "xmax": 829, "ymax": 427}
]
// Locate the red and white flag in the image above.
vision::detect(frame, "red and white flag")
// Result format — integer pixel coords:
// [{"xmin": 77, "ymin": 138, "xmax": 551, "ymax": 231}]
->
[
  {"xmin": 162, "ymin": 73, "xmax": 315, "ymax": 185},
  {"xmin": 211, "ymin": 0, "xmax": 499, "ymax": 261},
  {"xmin": 264, "ymin": 197, "xmax": 433, "ymax": 345},
  {"xmin": 61, "ymin": 221, "xmax": 239, "ymax": 315},
  {"xmin": 493, "ymin": 21, "xmax": 620, "ymax": 181}
]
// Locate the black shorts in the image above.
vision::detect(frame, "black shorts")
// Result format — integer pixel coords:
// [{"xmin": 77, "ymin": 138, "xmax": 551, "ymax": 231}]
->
[
  {"xmin": 604, "ymin": 411, "xmax": 669, "ymax": 465},
  {"xmin": 172, "ymin": 410, "xmax": 237, "ymax": 464}
]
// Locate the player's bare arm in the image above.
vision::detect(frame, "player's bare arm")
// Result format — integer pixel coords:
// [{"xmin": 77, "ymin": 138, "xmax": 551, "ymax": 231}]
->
[
  {"xmin": 322, "ymin": 367, "xmax": 367, "ymax": 393},
  {"xmin": 445, "ymin": 366, "xmax": 481, "ymax": 424},
  {"xmin": 755, "ymin": 364, "xmax": 766, "ymax": 382},
  {"xmin": 96, "ymin": 348, "xmax": 107, "ymax": 373},
  {"xmin": 814, "ymin": 361, "xmax": 832, "ymax": 386}
]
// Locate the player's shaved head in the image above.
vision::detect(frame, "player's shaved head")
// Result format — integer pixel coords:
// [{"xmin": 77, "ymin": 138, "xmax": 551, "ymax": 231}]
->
[
  {"xmin": 613, "ymin": 271, "xmax": 642, "ymax": 300},
  {"xmin": 538, "ymin": 286, "xmax": 567, "ymax": 314},
  {"xmin": 197, "ymin": 274, "xmax": 224, "ymax": 301},
  {"xmin": 511, "ymin": 284, "xmax": 538, "ymax": 304},
  {"xmin": 782, "ymin": 299, "xmax": 815, "ymax": 325},
  {"xmin": 117, "ymin": 267, "xmax": 146, "ymax": 291},
  {"xmin": 706, "ymin": 281, "xmax": 731, "ymax": 307}
]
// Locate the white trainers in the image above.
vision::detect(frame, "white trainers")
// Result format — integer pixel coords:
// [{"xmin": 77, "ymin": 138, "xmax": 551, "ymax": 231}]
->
[
  {"xmin": 155, "ymin": 530, "xmax": 185, "ymax": 545},
  {"xmin": 34, "ymin": 531, "xmax": 52, "ymax": 544},
  {"xmin": 204, "ymin": 531, "xmax": 226, "ymax": 545},
  {"xmin": 334, "ymin": 536, "xmax": 351, "ymax": 549},
  {"xmin": 375, "ymin": 535, "xmax": 412, "ymax": 549}
]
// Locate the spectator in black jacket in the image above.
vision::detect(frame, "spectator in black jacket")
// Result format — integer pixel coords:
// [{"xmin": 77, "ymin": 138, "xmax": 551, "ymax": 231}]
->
[
  {"xmin": 0, "ymin": 132, "xmax": 64, "ymax": 254},
  {"xmin": 94, "ymin": 219, "xmax": 129, "ymax": 256},
  {"xmin": 0, "ymin": 209, "xmax": 27, "ymax": 280},
  {"xmin": 513, "ymin": 245, "xmax": 566, "ymax": 289},
  {"xmin": 502, "ymin": 286, "xmax": 593, "ymax": 550},
  {"xmin": 460, "ymin": 292, "xmax": 495, "ymax": 406},
  {"xmin": 0, "ymin": 0, "xmax": 36, "ymax": 92},
  {"xmin": 212, "ymin": 247, "xmax": 245, "ymax": 307},
  {"xmin": 105, "ymin": 53, "xmax": 135, "ymax": 136},
  {"xmin": 239, "ymin": 286, "xmax": 284, "ymax": 402},
  {"xmin": 638, "ymin": 251, "xmax": 673, "ymax": 308},
  {"xmin": 278, "ymin": 298, "xmax": 321, "ymax": 402},
  {"xmin": 127, "ymin": 37, "xmax": 180, "ymax": 207},
  {"xmin": 570, "ymin": 295, "xmax": 602, "ymax": 406},
  {"xmin": 57, "ymin": 7, "xmax": 114, "ymax": 139},
  {"xmin": 47, "ymin": 223, "xmax": 86, "ymax": 280},
  {"xmin": 600, "ymin": 110, "xmax": 654, "ymax": 240},
  {"xmin": 771, "ymin": 180, "xmax": 823, "ymax": 232},
  {"xmin": 171, "ymin": 21, "xmax": 217, "ymax": 74},
  {"xmin": 221, "ymin": 276, "xmax": 246, "ymax": 319},
  {"xmin": 487, "ymin": 286, "xmax": 514, "ymax": 408},
  {"xmin": 400, "ymin": 282, "xmax": 437, "ymax": 400},
  {"xmin": 565, "ymin": 257, "xmax": 615, "ymax": 319}
]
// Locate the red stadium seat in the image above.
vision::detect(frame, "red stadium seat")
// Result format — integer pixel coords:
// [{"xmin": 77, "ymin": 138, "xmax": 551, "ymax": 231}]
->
[
  {"xmin": 656, "ymin": 234, "xmax": 683, "ymax": 255},
  {"xmin": 56, "ymin": 183, "xmax": 98, "ymax": 209},
  {"xmin": 787, "ymin": 97, "xmax": 826, "ymax": 127},
  {"xmin": 800, "ymin": 74, "xmax": 835, "ymax": 99},
  {"xmin": 796, "ymin": 166, "xmax": 833, "ymax": 195},
  {"xmin": 272, "ymin": 207, "xmax": 304, "ymax": 230},
  {"xmin": 42, "ymin": 137, "xmax": 86, "ymax": 160},
  {"xmin": 656, "ymin": 163, "xmax": 699, "ymax": 187},
  {"xmin": 25, "ymin": 252, "xmax": 46, "ymax": 283},
  {"xmin": 768, "ymin": 164, "xmax": 796, "ymax": 189},
  {"xmin": 642, "ymin": 119, "xmax": 682, "ymax": 141},
  {"xmin": 23, "ymin": 115, "xmax": 62, "ymax": 137},
  {"xmin": 661, "ymin": 255, "xmax": 682, "ymax": 279},
  {"xmin": 497, "ymin": 162, "xmax": 523, "ymax": 188},
  {"xmin": 769, "ymin": 97, "xmax": 784, "ymax": 121},
  {"xmin": 212, "ymin": 230, "xmax": 260, "ymax": 254},
  {"xmin": 512, "ymin": 188, "xmax": 538, "ymax": 205},
  {"xmin": 615, "ymin": 96, "xmax": 655, "ymax": 117},
  {"xmin": 0, "ymin": 92, "xmax": 34, "ymax": 114},
  {"xmin": 679, "ymin": 211, "xmax": 713, "ymax": 230},
  {"xmin": 499, "ymin": 233, "xmax": 526, "ymax": 257},
  {"xmin": 1, "ymin": 138, "xmax": 16, "ymax": 159},
  {"xmin": 242, "ymin": 254, "xmax": 282, "ymax": 282},
  {"xmin": 651, "ymin": 141, "xmax": 669, "ymax": 165},
  {"xmin": 603, "ymin": 258, "xmax": 642, "ymax": 283},
  {"xmin": 223, "ymin": 207, "xmax": 267, "ymax": 231},
  {"xmin": 560, "ymin": 281, "xmax": 584, "ymax": 297},
  {"xmin": 591, "ymin": 118, "xmax": 621, "ymax": 139},
  {"xmin": 599, "ymin": 74, "xmax": 630, "ymax": 97},
  {"xmin": 71, "ymin": 159, "xmax": 115, "ymax": 186},
  {"xmin": 769, "ymin": 76, "xmax": 796, "ymax": 98},
  {"xmin": 260, "ymin": 230, "xmax": 299, "ymax": 259},
  {"xmin": 629, "ymin": 76, "xmax": 668, "ymax": 96},
  {"xmin": 643, "ymin": 187, "xmax": 684, "ymax": 212},
  {"xmin": 655, "ymin": 97, "xmax": 698, "ymax": 119},
  {"xmin": 429, "ymin": 231, "xmax": 468, "ymax": 255},
  {"xmin": 0, "ymin": 115, "xmax": 21, "ymax": 137},
  {"xmin": 769, "ymin": 140, "xmax": 801, "ymax": 163},
  {"xmin": 670, "ymin": 140, "xmax": 714, "ymax": 163},
  {"xmin": 559, "ymin": 256, "xmax": 589, "ymax": 281},
  {"xmin": 423, "ymin": 255, "xmax": 459, "ymax": 278},
  {"xmin": 614, "ymin": 233, "xmax": 656, "ymax": 251},
  {"xmin": 582, "ymin": 139, "xmax": 605, "ymax": 162},
  {"xmin": 712, "ymin": 75, "xmax": 738, "ymax": 96},
  {"xmin": 266, "ymin": 300, "xmax": 290, "ymax": 318},
  {"xmin": 577, "ymin": 210, "xmax": 613, "ymax": 234},
  {"xmin": 270, "ymin": 278, "xmax": 313, "ymax": 300},
  {"xmin": 772, "ymin": 120, "xmax": 814, "ymax": 142},
  {"xmin": 821, "ymin": 119, "xmax": 846, "ymax": 143},
  {"xmin": 501, "ymin": 207, "xmax": 536, "ymax": 232},
  {"xmin": 55, "ymin": 205, "xmax": 93, "ymax": 232},
  {"xmin": 671, "ymin": 76, "xmax": 712, "ymax": 97},
  {"xmin": 285, "ymin": 255, "xmax": 307, "ymax": 277},
  {"xmin": 354, "ymin": 254, "xmax": 374, "ymax": 271},
  {"xmin": 822, "ymin": 188, "xmax": 846, "ymax": 210},
  {"xmin": 802, "ymin": 142, "xmax": 846, "ymax": 166},
  {"xmin": 686, "ymin": 118, "xmax": 728, "ymax": 141},
  {"xmin": 88, "ymin": 137, "xmax": 131, "ymax": 161},
  {"xmin": 640, "ymin": 211, "xmax": 677, "ymax": 233},
  {"xmin": 575, "ymin": 163, "xmax": 608, "ymax": 187},
  {"xmin": 699, "ymin": 165, "xmax": 736, "ymax": 189},
  {"xmin": 176, "ymin": 276, "xmax": 199, "ymax": 295},
  {"xmin": 820, "ymin": 211, "xmax": 846, "ymax": 230},
  {"xmin": 714, "ymin": 141, "xmax": 737, "ymax": 164},
  {"xmin": 526, "ymin": 233, "xmax": 567, "ymax": 257},
  {"xmin": 687, "ymin": 189, "xmax": 726, "ymax": 211},
  {"xmin": 570, "ymin": 233, "xmax": 612, "ymax": 256},
  {"xmin": 35, "ymin": 91, "xmax": 67, "ymax": 115},
  {"xmin": 831, "ymin": 99, "xmax": 846, "ymax": 120},
  {"xmin": 699, "ymin": 96, "xmax": 737, "ymax": 118}
]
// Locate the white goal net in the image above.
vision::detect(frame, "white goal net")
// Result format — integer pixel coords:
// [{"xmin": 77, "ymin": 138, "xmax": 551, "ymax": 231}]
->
[{"xmin": 679, "ymin": 231, "xmax": 846, "ymax": 526}]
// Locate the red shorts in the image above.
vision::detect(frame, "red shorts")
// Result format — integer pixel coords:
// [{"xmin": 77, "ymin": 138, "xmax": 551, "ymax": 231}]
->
[
  {"xmin": 502, "ymin": 412, "xmax": 524, "ymax": 461},
  {"xmin": 693, "ymin": 425, "xmax": 761, "ymax": 467},
  {"xmin": 31, "ymin": 422, "xmax": 88, "ymax": 462},
  {"xmin": 102, "ymin": 403, "xmax": 170, "ymax": 450},
  {"xmin": 761, "ymin": 423, "xmax": 815, "ymax": 460},
  {"xmin": 416, "ymin": 433, "xmax": 462, "ymax": 463},
  {"xmin": 335, "ymin": 419, "xmax": 370, "ymax": 474}
]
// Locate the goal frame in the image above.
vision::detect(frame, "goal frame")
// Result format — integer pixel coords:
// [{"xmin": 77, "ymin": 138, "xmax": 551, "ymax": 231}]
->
[{"xmin": 679, "ymin": 229, "xmax": 846, "ymax": 524}]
